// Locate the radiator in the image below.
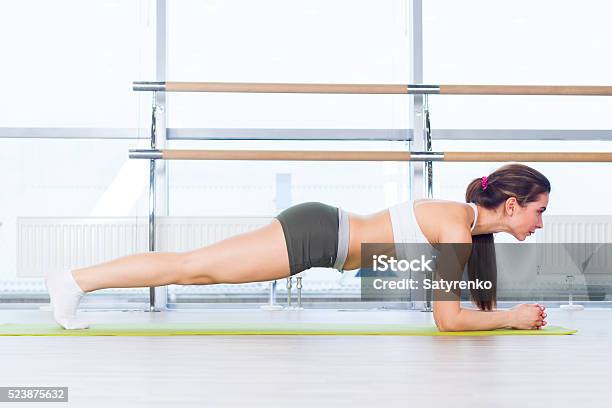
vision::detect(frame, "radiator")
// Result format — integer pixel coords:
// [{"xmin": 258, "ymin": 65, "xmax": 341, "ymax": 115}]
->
[
  {"xmin": 16, "ymin": 216, "xmax": 271, "ymax": 277},
  {"xmin": 536, "ymin": 215, "xmax": 612, "ymax": 244},
  {"xmin": 479, "ymin": 215, "xmax": 612, "ymax": 298},
  {"xmin": 535, "ymin": 215, "xmax": 612, "ymax": 276}
]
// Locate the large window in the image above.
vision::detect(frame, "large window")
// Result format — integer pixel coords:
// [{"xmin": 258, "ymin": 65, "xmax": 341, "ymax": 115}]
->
[
  {"xmin": 2, "ymin": 1, "xmax": 611, "ymax": 305},
  {"xmin": 167, "ymin": 0, "xmax": 412, "ymax": 131},
  {"xmin": 0, "ymin": 137, "xmax": 152, "ymax": 304},
  {"xmin": 423, "ymin": 0, "xmax": 612, "ymax": 129},
  {"xmin": 0, "ymin": 0, "xmax": 154, "ymax": 129}
]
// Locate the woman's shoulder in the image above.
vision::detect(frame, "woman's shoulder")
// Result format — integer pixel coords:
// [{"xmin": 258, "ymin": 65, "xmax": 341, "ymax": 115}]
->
[
  {"xmin": 413, "ymin": 199, "xmax": 474, "ymax": 242},
  {"xmin": 413, "ymin": 198, "xmax": 472, "ymax": 213}
]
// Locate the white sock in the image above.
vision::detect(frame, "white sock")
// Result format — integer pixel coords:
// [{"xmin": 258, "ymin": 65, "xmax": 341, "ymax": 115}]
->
[{"xmin": 45, "ymin": 270, "xmax": 89, "ymax": 330}]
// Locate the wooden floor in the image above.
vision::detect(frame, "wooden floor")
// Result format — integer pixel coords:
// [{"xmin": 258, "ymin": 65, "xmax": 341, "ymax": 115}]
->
[{"xmin": 0, "ymin": 307, "xmax": 610, "ymax": 407}]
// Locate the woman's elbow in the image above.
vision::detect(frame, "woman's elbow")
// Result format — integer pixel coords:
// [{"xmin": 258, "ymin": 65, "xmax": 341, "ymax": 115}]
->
[
  {"xmin": 436, "ymin": 322, "xmax": 453, "ymax": 332},
  {"xmin": 435, "ymin": 317, "xmax": 459, "ymax": 332}
]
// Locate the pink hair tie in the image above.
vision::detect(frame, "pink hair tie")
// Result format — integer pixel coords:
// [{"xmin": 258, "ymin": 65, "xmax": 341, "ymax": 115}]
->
[{"xmin": 481, "ymin": 176, "xmax": 489, "ymax": 190}]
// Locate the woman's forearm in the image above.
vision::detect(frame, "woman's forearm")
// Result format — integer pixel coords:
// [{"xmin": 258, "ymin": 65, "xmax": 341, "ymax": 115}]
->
[{"xmin": 441, "ymin": 308, "xmax": 513, "ymax": 331}]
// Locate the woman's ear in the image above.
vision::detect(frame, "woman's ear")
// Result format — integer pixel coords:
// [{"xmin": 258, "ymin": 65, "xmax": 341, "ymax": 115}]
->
[{"xmin": 505, "ymin": 197, "xmax": 517, "ymax": 216}]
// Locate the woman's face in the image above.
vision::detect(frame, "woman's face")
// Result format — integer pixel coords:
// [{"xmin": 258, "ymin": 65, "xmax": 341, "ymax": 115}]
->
[{"xmin": 506, "ymin": 193, "xmax": 549, "ymax": 241}]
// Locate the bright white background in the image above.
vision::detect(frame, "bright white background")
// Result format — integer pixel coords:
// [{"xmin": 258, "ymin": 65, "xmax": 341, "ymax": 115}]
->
[
  {"xmin": 0, "ymin": 0, "xmax": 610, "ymax": 299},
  {"xmin": 423, "ymin": 0, "xmax": 612, "ymax": 129}
]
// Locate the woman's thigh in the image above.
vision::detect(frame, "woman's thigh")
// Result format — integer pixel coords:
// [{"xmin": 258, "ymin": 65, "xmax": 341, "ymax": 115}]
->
[{"xmin": 181, "ymin": 219, "xmax": 291, "ymax": 284}]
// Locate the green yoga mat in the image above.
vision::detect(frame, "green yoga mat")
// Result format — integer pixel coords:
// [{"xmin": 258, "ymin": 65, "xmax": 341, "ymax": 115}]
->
[{"xmin": 0, "ymin": 323, "xmax": 577, "ymax": 336}]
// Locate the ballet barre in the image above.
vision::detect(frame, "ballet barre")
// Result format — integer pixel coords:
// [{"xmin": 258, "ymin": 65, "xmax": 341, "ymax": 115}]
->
[
  {"xmin": 133, "ymin": 81, "xmax": 612, "ymax": 96},
  {"xmin": 129, "ymin": 149, "xmax": 612, "ymax": 163}
]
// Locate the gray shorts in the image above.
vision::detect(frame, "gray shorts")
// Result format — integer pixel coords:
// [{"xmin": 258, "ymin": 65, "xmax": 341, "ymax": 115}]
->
[{"xmin": 276, "ymin": 202, "xmax": 350, "ymax": 276}]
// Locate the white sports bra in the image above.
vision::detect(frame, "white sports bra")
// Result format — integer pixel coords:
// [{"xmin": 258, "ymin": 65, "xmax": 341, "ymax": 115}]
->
[{"xmin": 388, "ymin": 200, "xmax": 478, "ymax": 245}]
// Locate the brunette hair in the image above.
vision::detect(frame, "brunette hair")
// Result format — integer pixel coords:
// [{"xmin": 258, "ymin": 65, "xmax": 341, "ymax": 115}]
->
[{"xmin": 464, "ymin": 163, "xmax": 551, "ymax": 311}]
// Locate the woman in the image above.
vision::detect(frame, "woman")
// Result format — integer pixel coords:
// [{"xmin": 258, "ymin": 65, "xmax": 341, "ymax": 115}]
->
[{"xmin": 46, "ymin": 163, "xmax": 549, "ymax": 331}]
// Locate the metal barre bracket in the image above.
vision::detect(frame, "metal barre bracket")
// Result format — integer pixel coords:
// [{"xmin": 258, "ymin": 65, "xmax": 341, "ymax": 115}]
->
[
  {"xmin": 133, "ymin": 81, "xmax": 166, "ymax": 92},
  {"xmin": 407, "ymin": 85, "xmax": 440, "ymax": 94},
  {"xmin": 130, "ymin": 149, "xmax": 163, "ymax": 159},
  {"xmin": 410, "ymin": 152, "xmax": 444, "ymax": 161}
]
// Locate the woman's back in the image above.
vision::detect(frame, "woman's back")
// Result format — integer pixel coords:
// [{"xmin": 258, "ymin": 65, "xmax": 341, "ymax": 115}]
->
[{"xmin": 341, "ymin": 199, "xmax": 477, "ymax": 270}]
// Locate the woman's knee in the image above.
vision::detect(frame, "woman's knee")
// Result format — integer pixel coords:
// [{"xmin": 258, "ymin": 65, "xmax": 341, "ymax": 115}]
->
[{"xmin": 176, "ymin": 251, "xmax": 217, "ymax": 285}]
